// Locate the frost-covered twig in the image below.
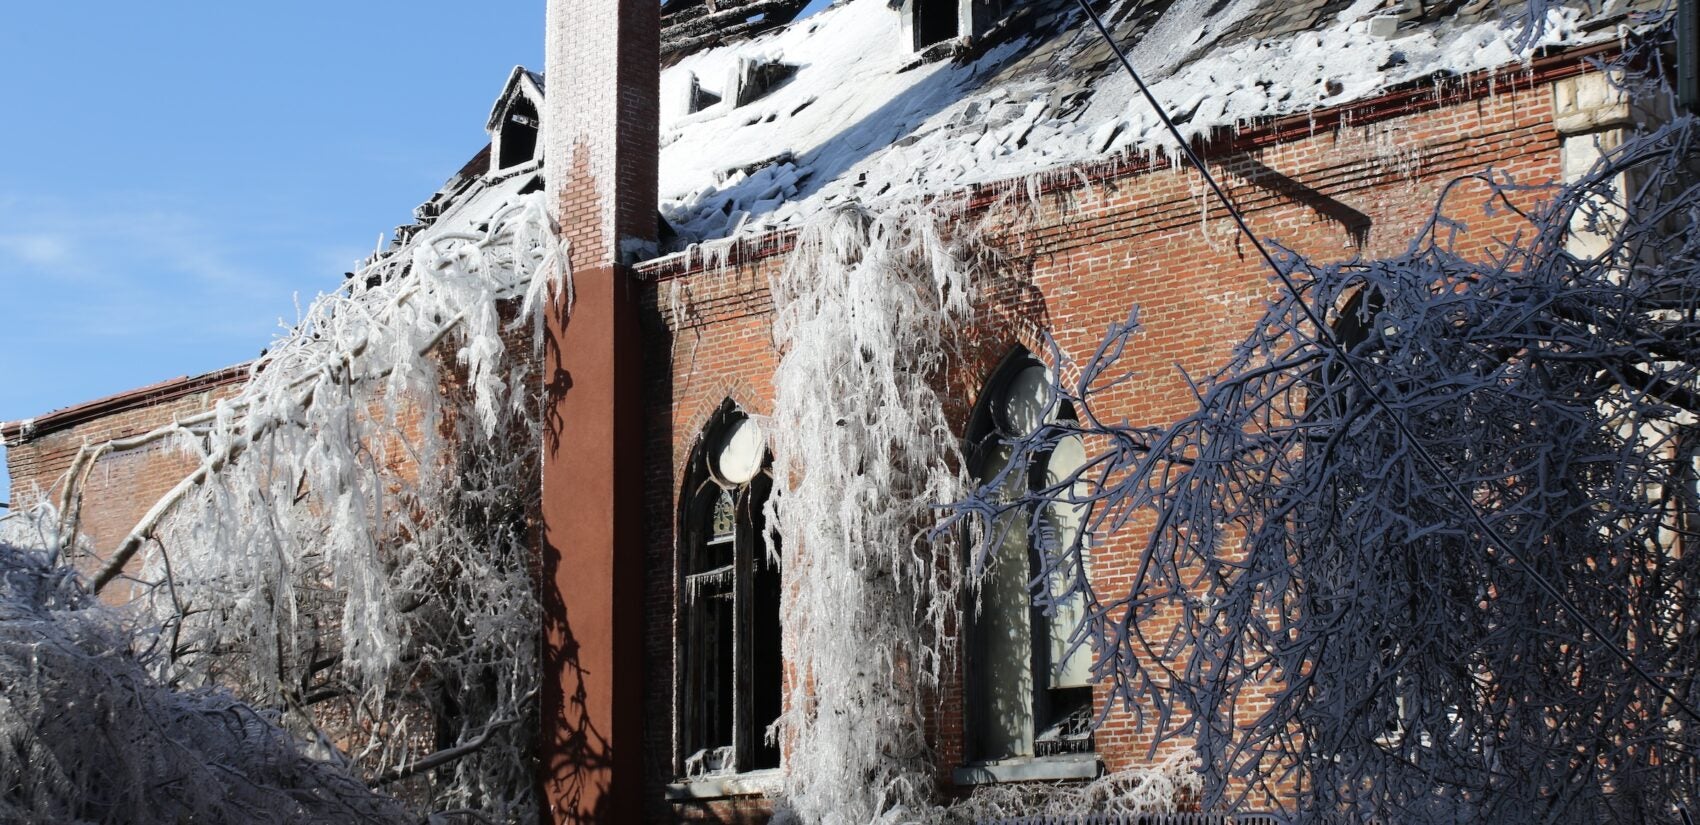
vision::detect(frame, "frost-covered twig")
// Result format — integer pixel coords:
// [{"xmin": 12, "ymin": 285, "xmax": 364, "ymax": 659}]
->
[
  {"xmin": 949, "ymin": 26, "xmax": 1700, "ymax": 823},
  {"xmin": 942, "ymin": 754, "xmax": 1202, "ymax": 823},
  {"xmin": 766, "ymin": 200, "xmax": 982, "ymax": 824},
  {"xmin": 60, "ymin": 192, "xmax": 572, "ymax": 820},
  {"xmin": 0, "ymin": 520, "xmax": 415, "ymax": 825}
]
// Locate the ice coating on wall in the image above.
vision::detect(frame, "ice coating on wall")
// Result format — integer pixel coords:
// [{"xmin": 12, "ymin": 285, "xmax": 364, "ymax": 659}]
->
[{"xmin": 765, "ymin": 201, "xmax": 976, "ymax": 824}]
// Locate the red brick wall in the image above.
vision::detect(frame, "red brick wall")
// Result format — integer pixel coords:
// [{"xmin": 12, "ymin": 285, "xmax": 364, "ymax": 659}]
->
[
  {"xmin": 635, "ymin": 73, "xmax": 1563, "ymax": 820},
  {"xmin": 4, "ymin": 379, "xmax": 245, "ymax": 583},
  {"xmin": 539, "ymin": 1, "xmax": 659, "ymax": 821}
]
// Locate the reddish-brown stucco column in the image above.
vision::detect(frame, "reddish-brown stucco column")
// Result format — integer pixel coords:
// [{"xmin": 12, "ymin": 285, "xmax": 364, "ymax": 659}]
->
[{"xmin": 538, "ymin": 0, "xmax": 658, "ymax": 821}]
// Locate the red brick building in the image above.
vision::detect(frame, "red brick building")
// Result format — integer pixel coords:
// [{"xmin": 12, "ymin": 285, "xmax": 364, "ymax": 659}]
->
[{"xmin": 1, "ymin": 0, "xmax": 1659, "ymax": 821}]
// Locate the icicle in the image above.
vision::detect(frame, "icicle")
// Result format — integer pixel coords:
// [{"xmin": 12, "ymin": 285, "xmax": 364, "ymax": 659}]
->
[{"xmin": 766, "ymin": 200, "xmax": 978, "ymax": 825}]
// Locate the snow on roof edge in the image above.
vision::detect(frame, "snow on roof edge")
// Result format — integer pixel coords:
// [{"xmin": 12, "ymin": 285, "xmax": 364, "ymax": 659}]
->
[{"xmin": 634, "ymin": 33, "xmax": 1633, "ymax": 280}]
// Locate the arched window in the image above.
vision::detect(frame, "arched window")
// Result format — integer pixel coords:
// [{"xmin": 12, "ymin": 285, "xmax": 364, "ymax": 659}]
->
[
  {"xmin": 1308, "ymin": 285, "xmax": 1387, "ymax": 427},
  {"xmin": 964, "ymin": 351, "xmax": 1095, "ymax": 764},
  {"xmin": 678, "ymin": 405, "xmax": 782, "ymax": 777}
]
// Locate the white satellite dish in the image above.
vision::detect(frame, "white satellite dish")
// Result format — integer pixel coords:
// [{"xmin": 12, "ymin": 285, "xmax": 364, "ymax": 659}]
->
[{"xmin": 712, "ymin": 417, "xmax": 765, "ymax": 485}]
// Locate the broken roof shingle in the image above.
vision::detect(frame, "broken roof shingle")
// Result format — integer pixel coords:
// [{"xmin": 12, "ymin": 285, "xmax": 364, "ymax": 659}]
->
[{"xmin": 663, "ymin": 0, "xmax": 815, "ymax": 64}]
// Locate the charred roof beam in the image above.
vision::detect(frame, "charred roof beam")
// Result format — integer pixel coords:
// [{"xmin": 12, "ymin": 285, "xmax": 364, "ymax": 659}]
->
[{"xmin": 662, "ymin": 0, "xmax": 813, "ymax": 64}]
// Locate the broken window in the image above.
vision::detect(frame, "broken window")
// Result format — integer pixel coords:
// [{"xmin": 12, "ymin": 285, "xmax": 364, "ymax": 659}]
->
[
  {"xmin": 679, "ymin": 405, "xmax": 782, "ymax": 777},
  {"xmin": 965, "ymin": 351, "xmax": 1095, "ymax": 763},
  {"xmin": 497, "ymin": 96, "xmax": 539, "ymax": 170},
  {"xmin": 911, "ymin": 0, "xmax": 961, "ymax": 51},
  {"xmin": 685, "ymin": 72, "xmax": 723, "ymax": 114}
]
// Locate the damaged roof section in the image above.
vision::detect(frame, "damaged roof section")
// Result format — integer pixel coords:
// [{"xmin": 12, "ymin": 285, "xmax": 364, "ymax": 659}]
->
[
  {"xmin": 650, "ymin": 0, "xmax": 1657, "ymax": 249},
  {"xmin": 381, "ymin": 0, "xmax": 1658, "ymax": 269},
  {"xmin": 663, "ymin": 0, "xmax": 815, "ymax": 64}
]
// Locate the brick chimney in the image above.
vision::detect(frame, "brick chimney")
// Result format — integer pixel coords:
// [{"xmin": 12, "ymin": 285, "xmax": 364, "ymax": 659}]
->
[{"xmin": 538, "ymin": 0, "xmax": 657, "ymax": 822}]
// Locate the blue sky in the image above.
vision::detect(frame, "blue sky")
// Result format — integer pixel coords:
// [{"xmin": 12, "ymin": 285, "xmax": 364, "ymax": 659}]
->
[
  {"xmin": 0, "ymin": 1, "xmax": 842, "ymax": 507},
  {"xmin": 0, "ymin": 2, "xmax": 549, "ymax": 503}
]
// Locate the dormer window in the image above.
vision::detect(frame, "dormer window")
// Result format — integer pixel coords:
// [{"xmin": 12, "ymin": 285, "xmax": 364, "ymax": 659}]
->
[
  {"xmin": 485, "ymin": 67, "xmax": 547, "ymax": 174},
  {"xmin": 912, "ymin": 0, "xmax": 960, "ymax": 50},
  {"xmin": 898, "ymin": 0, "xmax": 1007, "ymax": 55},
  {"xmin": 498, "ymin": 97, "xmax": 540, "ymax": 169},
  {"xmin": 686, "ymin": 72, "xmax": 722, "ymax": 114}
]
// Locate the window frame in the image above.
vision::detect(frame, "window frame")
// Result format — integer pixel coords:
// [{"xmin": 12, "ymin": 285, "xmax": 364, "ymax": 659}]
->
[
  {"xmin": 961, "ymin": 350, "xmax": 1097, "ymax": 767},
  {"xmin": 674, "ymin": 405, "xmax": 782, "ymax": 781}
]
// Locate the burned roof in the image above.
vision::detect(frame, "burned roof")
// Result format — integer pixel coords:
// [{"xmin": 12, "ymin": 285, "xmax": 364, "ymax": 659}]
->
[
  {"xmin": 663, "ymin": 0, "xmax": 816, "ymax": 65},
  {"xmin": 6, "ymin": 0, "xmax": 1654, "ymax": 433},
  {"xmin": 410, "ymin": 0, "xmax": 1653, "ymax": 260},
  {"xmin": 647, "ymin": 0, "xmax": 1653, "ymax": 249}
]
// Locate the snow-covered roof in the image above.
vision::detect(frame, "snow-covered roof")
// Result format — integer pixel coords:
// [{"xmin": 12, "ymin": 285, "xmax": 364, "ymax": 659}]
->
[
  {"xmin": 377, "ymin": 0, "xmax": 1648, "ymax": 269},
  {"xmin": 485, "ymin": 67, "xmax": 546, "ymax": 131},
  {"xmin": 649, "ymin": 0, "xmax": 1647, "ymax": 246},
  {"xmin": 2, "ymin": 0, "xmax": 1652, "ymax": 443}
]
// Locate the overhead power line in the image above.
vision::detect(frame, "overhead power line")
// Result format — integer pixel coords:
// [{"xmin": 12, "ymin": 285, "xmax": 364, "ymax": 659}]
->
[{"xmin": 1073, "ymin": 0, "xmax": 1700, "ymax": 726}]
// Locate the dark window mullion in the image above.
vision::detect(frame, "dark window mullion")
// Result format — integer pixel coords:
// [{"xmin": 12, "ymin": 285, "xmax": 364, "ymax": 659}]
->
[{"xmin": 732, "ymin": 486, "xmax": 755, "ymax": 772}]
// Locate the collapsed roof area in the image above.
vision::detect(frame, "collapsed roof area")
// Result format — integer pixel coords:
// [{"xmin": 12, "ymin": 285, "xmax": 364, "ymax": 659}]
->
[
  {"xmin": 380, "ymin": 0, "xmax": 1653, "ymax": 267},
  {"xmin": 662, "ymin": 0, "xmax": 815, "ymax": 64}
]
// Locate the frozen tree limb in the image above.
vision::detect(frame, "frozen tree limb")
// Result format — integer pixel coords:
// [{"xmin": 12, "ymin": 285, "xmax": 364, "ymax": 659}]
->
[
  {"xmin": 56, "ymin": 192, "xmax": 573, "ymax": 820},
  {"xmin": 948, "ymin": 26, "xmax": 1700, "ymax": 823},
  {"xmin": 0, "ymin": 521, "xmax": 415, "ymax": 825},
  {"xmin": 766, "ymin": 201, "xmax": 982, "ymax": 824},
  {"xmin": 374, "ymin": 690, "xmax": 537, "ymax": 786}
]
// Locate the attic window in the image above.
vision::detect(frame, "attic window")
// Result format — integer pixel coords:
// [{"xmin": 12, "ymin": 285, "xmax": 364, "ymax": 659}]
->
[
  {"xmin": 687, "ymin": 73, "xmax": 722, "ymax": 114},
  {"xmin": 912, "ymin": 0, "xmax": 960, "ymax": 51},
  {"xmin": 498, "ymin": 97, "xmax": 539, "ymax": 169},
  {"xmin": 731, "ymin": 57, "xmax": 797, "ymax": 107}
]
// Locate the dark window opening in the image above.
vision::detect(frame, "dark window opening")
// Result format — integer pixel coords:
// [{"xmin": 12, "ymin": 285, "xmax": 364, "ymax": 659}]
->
[
  {"xmin": 745, "ymin": 474, "xmax": 783, "ymax": 770},
  {"xmin": 680, "ymin": 408, "xmax": 782, "ymax": 777},
  {"xmin": 913, "ymin": 0, "xmax": 960, "ymax": 50},
  {"xmin": 1033, "ymin": 686, "xmax": 1094, "ymax": 757},
  {"xmin": 688, "ymin": 73, "xmax": 723, "ymax": 114},
  {"xmin": 1305, "ymin": 286, "xmax": 1388, "ymax": 432},
  {"xmin": 498, "ymin": 97, "xmax": 539, "ymax": 169},
  {"xmin": 964, "ymin": 350, "xmax": 1096, "ymax": 763}
]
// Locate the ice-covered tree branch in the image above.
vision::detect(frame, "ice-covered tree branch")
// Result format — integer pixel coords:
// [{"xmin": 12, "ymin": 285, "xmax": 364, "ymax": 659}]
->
[
  {"xmin": 948, "ymin": 25, "xmax": 1700, "ymax": 822},
  {"xmin": 0, "ymin": 519, "xmax": 416, "ymax": 825},
  {"xmin": 46, "ymin": 192, "xmax": 573, "ymax": 820}
]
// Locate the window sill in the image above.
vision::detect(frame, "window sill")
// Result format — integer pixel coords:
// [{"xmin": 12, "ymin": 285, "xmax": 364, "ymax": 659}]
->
[
  {"xmin": 952, "ymin": 753, "xmax": 1100, "ymax": 786},
  {"xmin": 897, "ymin": 39, "xmax": 967, "ymax": 73},
  {"xmin": 665, "ymin": 768, "xmax": 782, "ymax": 801},
  {"xmin": 485, "ymin": 157, "xmax": 542, "ymax": 183}
]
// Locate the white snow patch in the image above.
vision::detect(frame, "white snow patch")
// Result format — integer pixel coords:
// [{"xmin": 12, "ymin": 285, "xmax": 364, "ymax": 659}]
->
[{"xmin": 653, "ymin": 0, "xmax": 1607, "ymax": 248}]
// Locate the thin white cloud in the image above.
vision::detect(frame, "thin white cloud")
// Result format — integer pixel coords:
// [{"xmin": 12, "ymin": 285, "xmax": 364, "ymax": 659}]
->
[
  {"xmin": 0, "ymin": 233, "xmax": 73, "ymax": 268},
  {"xmin": 0, "ymin": 201, "xmax": 275, "ymax": 292},
  {"xmin": 0, "ymin": 193, "xmax": 340, "ymax": 363}
]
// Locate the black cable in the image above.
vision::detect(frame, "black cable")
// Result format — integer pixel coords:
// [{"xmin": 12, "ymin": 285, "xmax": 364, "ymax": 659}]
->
[{"xmin": 1074, "ymin": 0, "xmax": 1700, "ymax": 725}]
